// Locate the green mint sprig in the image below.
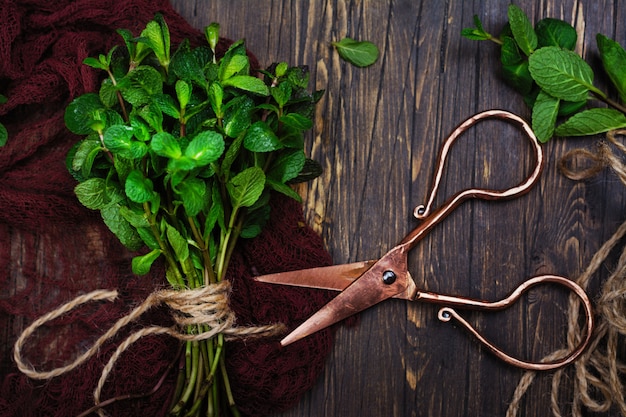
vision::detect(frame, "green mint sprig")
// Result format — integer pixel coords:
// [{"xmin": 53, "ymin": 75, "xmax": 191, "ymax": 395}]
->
[
  {"xmin": 64, "ymin": 14, "xmax": 322, "ymax": 416},
  {"xmin": 332, "ymin": 37, "xmax": 379, "ymax": 67},
  {"xmin": 462, "ymin": 5, "xmax": 626, "ymax": 142}
]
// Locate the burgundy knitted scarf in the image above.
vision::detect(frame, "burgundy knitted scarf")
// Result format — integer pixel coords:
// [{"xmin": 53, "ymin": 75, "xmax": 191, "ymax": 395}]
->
[{"xmin": 0, "ymin": 1, "xmax": 336, "ymax": 416}]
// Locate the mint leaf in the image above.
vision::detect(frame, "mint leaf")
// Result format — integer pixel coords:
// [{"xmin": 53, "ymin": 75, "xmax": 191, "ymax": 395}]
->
[
  {"xmin": 208, "ymin": 82, "xmax": 224, "ymax": 118},
  {"xmin": 287, "ymin": 66, "xmax": 310, "ymax": 88},
  {"xmin": 119, "ymin": 205, "xmax": 150, "ymax": 228},
  {"xmin": 101, "ymin": 204, "xmax": 143, "ymax": 250},
  {"xmin": 508, "ymin": 4, "xmax": 537, "ymax": 56},
  {"xmin": 532, "ymin": 90, "xmax": 560, "ymax": 143},
  {"xmin": 99, "ymin": 79, "xmax": 118, "ymax": 108},
  {"xmin": 279, "ymin": 113, "xmax": 313, "ymax": 130},
  {"xmin": 120, "ymin": 66, "xmax": 163, "ymax": 106},
  {"xmin": 223, "ymin": 95, "xmax": 254, "ymax": 138},
  {"xmin": 116, "ymin": 28, "xmax": 137, "ymax": 62},
  {"xmin": 275, "ymin": 62, "xmax": 288, "ymax": 78},
  {"xmin": 138, "ymin": 14, "xmax": 170, "ymax": 67},
  {"xmin": 239, "ymin": 213, "xmax": 267, "ymax": 238},
  {"xmin": 102, "ymin": 109, "xmax": 125, "ymax": 130},
  {"xmin": 558, "ymin": 100, "xmax": 586, "ymax": 116},
  {"xmin": 166, "ymin": 223, "xmax": 189, "ymax": 262},
  {"xmin": 555, "ymin": 108, "xmax": 626, "ymax": 136},
  {"xmin": 188, "ymin": 44, "xmax": 210, "ymax": 67},
  {"xmin": 113, "ymin": 155, "xmax": 133, "ymax": 184},
  {"xmin": 528, "ymin": 46, "xmax": 595, "ymax": 102},
  {"xmin": 501, "ymin": 36, "xmax": 524, "ymax": 66},
  {"xmin": 176, "ymin": 177, "xmax": 207, "ymax": 216},
  {"xmin": 153, "ymin": 94, "xmax": 180, "ymax": 119},
  {"xmin": 65, "ymin": 93, "xmax": 105, "ymax": 134},
  {"xmin": 171, "ymin": 47, "xmax": 208, "ymax": 89},
  {"xmin": 221, "ymin": 133, "xmax": 243, "ymax": 176},
  {"xmin": 244, "ymin": 121, "xmax": 282, "ymax": 152},
  {"xmin": 271, "ymin": 82, "xmax": 292, "ymax": 108},
  {"xmin": 290, "ymin": 158, "xmax": 323, "ymax": 183},
  {"xmin": 535, "ymin": 18, "xmax": 577, "ymax": 50},
  {"xmin": 83, "ymin": 56, "xmax": 108, "ymax": 71},
  {"xmin": 137, "ymin": 227, "xmax": 160, "ymax": 250},
  {"xmin": 267, "ymin": 149, "xmax": 306, "ymax": 183},
  {"xmin": 218, "ymin": 39, "xmax": 247, "ymax": 79},
  {"xmin": 74, "ymin": 178, "xmax": 109, "ymax": 209},
  {"xmin": 219, "ymin": 54, "xmax": 248, "ymax": 81},
  {"xmin": 104, "ymin": 125, "xmax": 148, "ymax": 159},
  {"xmin": 332, "ymin": 37, "xmax": 379, "ymax": 67},
  {"xmin": 597, "ymin": 34, "xmax": 626, "ymax": 103},
  {"xmin": 185, "ymin": 130, "xmax": 225, "ymax": 166},
  {"xmin": 132, "ymin": 249, "xmax": 162, "ymax": 275},
  {"xmin": 138, "ymin": 103, "xmax": 164, "ymax": 133},
  {"xmin": 132, "ymin": 117, "xmax": 154, "ymax": 141},
  {"xmin": 500, "ymin": 35, "xmax": 531, "ymax": 94},
  {"xmin": 222, "ymin": 75, "xmax": 269, "ymax": 96},
  {"xmin": 461, "ymin": 28, "xmax": 491, "ymax": 41},
  {"xmin": 239, "ymin": 194, "xmax": 271, "ymax": 239},
  {"xmin": 125, "ymin": 169, "xmax": 155, "ymax": 203},
  {"xmin": 151, "ymin": 131, "xmax": 182, "ymax": 159},
  {"xmin": 461, "ymin": 15, "xmax": 492, "ymax": 41},
  {"xmin": 266, "ymin": 178, "xmax": 301, "ymax": 201},
  {"xmin": 502, "ymin": 60, "xmax": 533, "ymax": 95},
  {"xmin": 72, "ymin": 138, "xmax": 102, "ymax": 178},
  {"xmin": 205, "ymin": 184, "xmax": 225, "ymax": 236},
  {"xmin": 227, "ymin": 166, "xmax": 265, "ymax": 209},
  {"xmin": 205, "ymin": 22, "xmax": 220, "ymax": 53},
  {"xmin": 167, "ymin": 156, "xmax": 195, "ymax": 173},
  {"xmin": 175, "ymin": 80, "xmax": 191, "ymax": 110}
]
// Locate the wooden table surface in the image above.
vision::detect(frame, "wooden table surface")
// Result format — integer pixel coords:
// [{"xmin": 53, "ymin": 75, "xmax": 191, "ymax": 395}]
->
[{"xmin": 168, "ymin": 1, "xmax": 624, "ymax": 416}]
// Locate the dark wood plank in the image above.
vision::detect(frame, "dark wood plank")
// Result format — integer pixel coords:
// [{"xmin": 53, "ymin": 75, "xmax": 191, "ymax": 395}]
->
[{"xmin": 169, "ymin": 1, "xmax": 625, "ymax": 416}]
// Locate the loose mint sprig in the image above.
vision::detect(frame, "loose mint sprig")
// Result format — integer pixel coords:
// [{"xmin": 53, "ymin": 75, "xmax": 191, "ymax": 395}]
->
[
  {"xmin": 64, "ymin": 14, "xmax": 322, "ymax": 417},
  {"xmin": 462, "ymin": 5, "xmax": 626, "ymax": 142},
  {"xmin": 332, "ymin": 37, "xmax": 380, "ymax": 67}
]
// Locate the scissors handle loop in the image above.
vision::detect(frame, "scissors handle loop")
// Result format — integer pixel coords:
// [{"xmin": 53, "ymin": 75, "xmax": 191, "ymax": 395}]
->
[
  {"xmin": 414, "ymin": 109, "xmax": 543, "ymax": 220},
  {"xmin": 422, "ymin": 275, "xmax": 594, "ymax": 370}
]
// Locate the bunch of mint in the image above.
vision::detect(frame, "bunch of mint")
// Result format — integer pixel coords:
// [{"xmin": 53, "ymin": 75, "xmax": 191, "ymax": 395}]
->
[
  {"xmin": 462, "ymin": 4, "xmax": 626, "ymax": 142},
  {"xmin": 64, "ymin": 15, "xmax": 322, "ymax": 416}
]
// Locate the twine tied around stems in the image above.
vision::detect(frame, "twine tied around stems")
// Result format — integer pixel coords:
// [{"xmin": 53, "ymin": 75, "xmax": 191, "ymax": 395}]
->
[
  {"xmin": 507, "ymin": 130, "xmax": 626, "ymax": 417},
  {"xmin": 13, "ymin": 281, "xmax": 286, "ymax": 414}
]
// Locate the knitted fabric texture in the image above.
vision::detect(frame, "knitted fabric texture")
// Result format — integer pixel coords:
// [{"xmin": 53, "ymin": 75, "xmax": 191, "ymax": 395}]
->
[{"xmin": 0, "ymin": 1, "xmax": 336, "ymax": 416}]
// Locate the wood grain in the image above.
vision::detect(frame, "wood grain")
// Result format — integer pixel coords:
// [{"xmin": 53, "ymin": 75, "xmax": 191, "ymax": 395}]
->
[{"xmin": 168, "ymin": 1, "xmax": 624, "ymax": 416}]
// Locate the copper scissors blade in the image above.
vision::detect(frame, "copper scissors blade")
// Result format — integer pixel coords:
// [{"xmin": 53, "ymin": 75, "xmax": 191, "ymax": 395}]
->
[
  {"xmin": 254, "ymin": 110, "xmax": 594, "ymax": 370},
  {"xmin": 254, "ymin": 260, "xmax": 376, "ymax": 291}
]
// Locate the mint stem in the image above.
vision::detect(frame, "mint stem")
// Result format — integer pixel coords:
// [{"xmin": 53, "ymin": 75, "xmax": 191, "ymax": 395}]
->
[
  {"xmin": 187, "ymin": 216, "xmax": 216, "ymax": 284},
  {"xmin": 171, "ymin": 341, "xmax": 200, "ymax": 415},
  {"xmin": 593, "ymin": 91, "xmax": 626, "ymax": 115}
]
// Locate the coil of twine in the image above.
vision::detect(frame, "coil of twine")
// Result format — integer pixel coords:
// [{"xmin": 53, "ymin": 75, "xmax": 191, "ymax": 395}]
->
[{"xmin": 507, "ymin": 130, "xmax": 626, "ymax": 416}]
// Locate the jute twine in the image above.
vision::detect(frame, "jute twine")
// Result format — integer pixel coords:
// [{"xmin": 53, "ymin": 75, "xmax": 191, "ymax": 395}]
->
[
  {"xmin": 507, "ymin": 130, "xmax": 626, "ymax": 416},
  {"xmin": 13, "ymin": 280, "xmax": 286, "ymax": 413}
]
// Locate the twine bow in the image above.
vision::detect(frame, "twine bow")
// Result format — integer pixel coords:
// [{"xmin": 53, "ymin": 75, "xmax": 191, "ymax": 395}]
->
[{"xmin": 13, "ymin": 281, "xmax": 286, "ymax": 412}]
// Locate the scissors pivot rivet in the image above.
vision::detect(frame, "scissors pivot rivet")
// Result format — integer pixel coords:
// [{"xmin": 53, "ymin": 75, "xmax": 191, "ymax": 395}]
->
[
  {"xmin": 382, "ymin": 270, "xmax": 397, "ymax": 285},
  {"xmin": 414, "ymin": 205, "xmax": 426, "ymax": 218}
]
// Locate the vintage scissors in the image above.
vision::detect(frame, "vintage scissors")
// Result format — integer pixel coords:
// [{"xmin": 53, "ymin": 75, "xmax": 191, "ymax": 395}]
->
[{"xmin": 255, "ymin": 109, "xmax": 594, "ymax": 371}]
